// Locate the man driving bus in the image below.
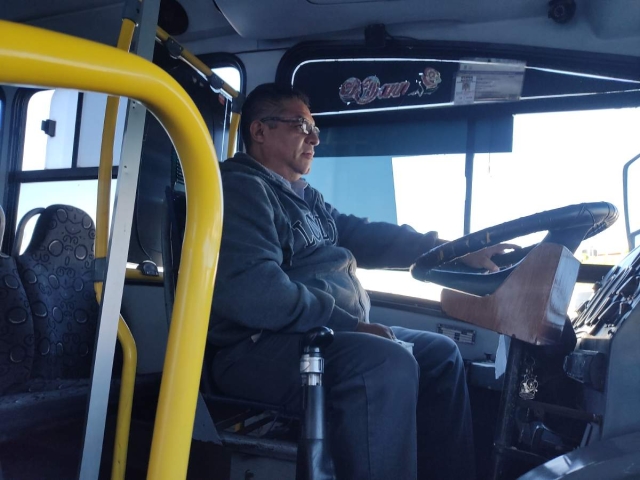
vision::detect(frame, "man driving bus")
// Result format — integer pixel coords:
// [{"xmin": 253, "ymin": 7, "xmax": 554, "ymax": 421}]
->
[{"xmin": 208, "ymin": 83, "xmax": 509, "ymax": 480}]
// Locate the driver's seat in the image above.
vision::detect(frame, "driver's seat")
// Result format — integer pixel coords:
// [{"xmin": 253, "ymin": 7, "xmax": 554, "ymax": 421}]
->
[{"xmin": 162, "ymin": 187, "xmax": 335, "ymax": 480}]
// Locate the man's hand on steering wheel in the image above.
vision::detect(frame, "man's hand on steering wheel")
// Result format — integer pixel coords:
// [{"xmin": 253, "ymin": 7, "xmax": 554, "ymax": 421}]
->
[
  {"xmin": 411, "ymin": 203, "xmax": 618, "ymax": 297},
  {"xmin": 458, "ymin": 243, "xmax": 521, "ymax": 272}
]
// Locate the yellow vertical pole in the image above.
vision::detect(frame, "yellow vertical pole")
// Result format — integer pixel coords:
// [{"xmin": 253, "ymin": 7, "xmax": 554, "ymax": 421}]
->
[{"xmin": 227, "ymin": 112, "xmax": 241, "ymax": 159}]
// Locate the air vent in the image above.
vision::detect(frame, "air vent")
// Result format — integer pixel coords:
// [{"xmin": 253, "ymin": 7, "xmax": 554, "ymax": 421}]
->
[{"xmin": 170, "ymin": 149, "xmax": 186, "ymax": 193}]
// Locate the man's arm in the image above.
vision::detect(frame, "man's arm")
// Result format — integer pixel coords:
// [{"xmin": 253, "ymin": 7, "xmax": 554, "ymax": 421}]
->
[
  {"xmin": 211, "ymin": 175, "xmax": 360, "ymax": 334},
  {"xmin": 327, "ymin": 205, "xmax": 441, "ymax": 270},
  {"xmin": 327, "ymin": 204, "xmax": 516, "ymax": 271}
]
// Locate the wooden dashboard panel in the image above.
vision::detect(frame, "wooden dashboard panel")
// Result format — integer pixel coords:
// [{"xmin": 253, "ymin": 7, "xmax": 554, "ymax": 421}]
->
[{"xmin": 441, "ymin": 243, "xmax": 580, "ymax": 345}]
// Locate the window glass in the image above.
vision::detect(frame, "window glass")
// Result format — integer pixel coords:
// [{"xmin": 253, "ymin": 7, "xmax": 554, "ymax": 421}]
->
[
  {"xmin": 23, "ymin": 89, "xmax": 128, "ymax": 171},
  {"xmin": 16, "ymin": 180, "xmax": 117, "ymax": 254},
  {"xmin": 212, "ymin": 67, "xmax": 241, "ymax": 92},
  {"xmin": 306, "ymin": 153, "xmax": 465, "ymax": 301},
  {"xmin": 22, "ymin": 90, "xmax": 54, "ymax": 171},
  {"xmin": 310, "ymin": 107, "xmax": 640, "ymax": 307},
  {"xmin": 23, "ymin": 90, "xmax": 78, "ymax": 170},
  {"xmin": 210, "ymin": 66, "xmax": 242, "ymax": 161},
  {"xmin": 472, "ymin": 108, "xmax": 640, "ymax": 266}
]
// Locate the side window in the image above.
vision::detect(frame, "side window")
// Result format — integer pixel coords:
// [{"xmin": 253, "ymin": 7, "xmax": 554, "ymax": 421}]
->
[
  {"xmin": 15, "ymin": 62, "xmax": 243, "ymax": 260},
  {"xmin": 304, "ymin": 114, "xmax": 505, "ymax": 301},
  {"xmin": 22, "ymin": 90, "xmax": 56, "ymax": 171},
  {"xmin": 16, "ymin": 89, "xmax": 120, "ymax": 253},
  {"xmin": 210, "ymin": 66, "xmax": 242, "ymax": 161},
  {"xmin": 471, "ymin": 108, "xmax": 640, "ymax": 313},
  {"xmin": 392, "ymin": 155, "xmax": 466, "ymax": 240},
  {"xmin": 624, "ymin": 154, "xmax": 640, "ymax": 250},
  {"xmin": 212, "ymin": 66, "xmax": 241, "ymax": 92}
]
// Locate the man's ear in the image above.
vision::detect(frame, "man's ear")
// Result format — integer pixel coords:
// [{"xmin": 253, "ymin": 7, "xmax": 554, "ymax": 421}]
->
[{"xmin": 249, "ymin": 119, "xmax": 266, "ymax": 145}]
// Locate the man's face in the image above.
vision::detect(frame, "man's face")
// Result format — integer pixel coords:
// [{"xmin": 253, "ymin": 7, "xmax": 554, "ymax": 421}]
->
[{"xmin": 253, "ymin": 99, "xmax": 320, "ymax": 182}]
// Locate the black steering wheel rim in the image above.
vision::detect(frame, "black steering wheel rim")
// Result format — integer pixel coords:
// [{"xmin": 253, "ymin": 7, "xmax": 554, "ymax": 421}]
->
[{"xmin": 410, "ymin": 202, "xmax": 618, "ymax": 290}]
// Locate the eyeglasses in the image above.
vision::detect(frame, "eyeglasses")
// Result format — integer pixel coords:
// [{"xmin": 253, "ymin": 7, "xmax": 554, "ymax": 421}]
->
[{"xmin": 260, "ymin": 116, "xmax": 320, "ymax": 136}]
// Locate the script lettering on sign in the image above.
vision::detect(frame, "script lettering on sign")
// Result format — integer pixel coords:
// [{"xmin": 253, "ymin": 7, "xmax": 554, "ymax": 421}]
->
[
  {"xmin": 338, "ymin": 67, "xmax": 441, "ymax": 106},
  {"xmin": 339, "ymin": 76, "xmax": 411, "ymax": 105}
]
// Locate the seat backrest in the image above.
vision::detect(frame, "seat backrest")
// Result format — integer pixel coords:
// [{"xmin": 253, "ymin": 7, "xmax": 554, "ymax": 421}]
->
[
  {"xmin": 0, "ymin": 253, "xmax": 34, "ymax": 394},
  {"xmin": 16, "ymin": 205, "xmax": 99, "ymax": 380}
]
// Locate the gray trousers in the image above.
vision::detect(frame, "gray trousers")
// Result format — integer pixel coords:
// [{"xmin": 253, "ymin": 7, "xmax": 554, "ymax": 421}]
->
[{"xmin": 213, "ymin": 326, "xmax": 476, "ymax": 480}]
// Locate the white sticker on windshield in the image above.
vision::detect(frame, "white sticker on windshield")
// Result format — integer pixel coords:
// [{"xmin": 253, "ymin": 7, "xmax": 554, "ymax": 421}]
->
[
  {"xmin": 454, "ymin": 58, "xmax": 525, "ymax": 104},
  {"xmin": 454, "ymin": 75, "xmax": 477, "ymax": 105}
]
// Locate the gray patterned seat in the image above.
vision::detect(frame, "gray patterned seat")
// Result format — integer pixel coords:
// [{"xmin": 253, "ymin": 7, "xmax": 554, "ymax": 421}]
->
[
  {"xmin": 16, "ymin": 204, "xmax": 98, "ymax": 381},
  {"xmin": 0, "ymin": 253, "xmax": 34, "ymax": 395}
]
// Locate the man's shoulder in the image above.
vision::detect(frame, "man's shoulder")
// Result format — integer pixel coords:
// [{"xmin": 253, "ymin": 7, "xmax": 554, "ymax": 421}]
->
[
  {"xmin": 221, "ymin": 169, "xmax": 271, "ymax": 196},
  {"xmin": 221, "ymin": 156, "xmax": 271, "ymax": 184},
  {"xmin": 221, "ymin": 167, "xmax": 264, "ymax": 183}
]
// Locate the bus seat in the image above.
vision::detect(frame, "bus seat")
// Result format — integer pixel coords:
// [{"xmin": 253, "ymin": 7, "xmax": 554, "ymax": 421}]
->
[
  {"xmin": 163, "ymin": 188, "xmax": 290, "ymax": 408},
  {"xmin": 0, "ymin": 203, "xmax": 34, "ymax": 395},
  {"xmin": 0, "ymin": 204, "xmax": 98, "ymax": 453},
  {"xmin": 15, "ymin": 204, "xmax": 98, "ymax": 381},
  {"xmin": 0, "ymin": 253, "xmax": 35, "ymax": 395}
]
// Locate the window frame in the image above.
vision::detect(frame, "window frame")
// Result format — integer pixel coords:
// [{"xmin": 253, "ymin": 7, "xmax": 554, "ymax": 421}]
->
[{"xmin": 5, "ymin": 88, "xmax": 119, "ymax": 254}]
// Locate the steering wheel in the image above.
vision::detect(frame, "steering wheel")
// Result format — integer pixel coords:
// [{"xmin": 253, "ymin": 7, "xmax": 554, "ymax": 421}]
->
[{"xmin": 410, "ymin": 202, "xmax": 618, "ymax": 296}]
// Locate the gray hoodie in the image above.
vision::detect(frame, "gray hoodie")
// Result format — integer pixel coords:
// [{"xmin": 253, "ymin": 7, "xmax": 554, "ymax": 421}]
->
[{"xmin": 208, "ymin": 153, "xmax": 441, "ymax": 347}]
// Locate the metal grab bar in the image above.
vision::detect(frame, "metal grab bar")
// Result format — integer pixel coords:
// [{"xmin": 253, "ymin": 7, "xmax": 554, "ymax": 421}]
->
[
  {"xmin": 155, "ymin": 26, "xmax": 243, "ymax": 159},
  {"xmin": 227, "ymin": 110, "xmax": 241, "ymax": 159},
  {"xmin": 0, "ymin": 20, "xmax": 224, "ymax": 480}
]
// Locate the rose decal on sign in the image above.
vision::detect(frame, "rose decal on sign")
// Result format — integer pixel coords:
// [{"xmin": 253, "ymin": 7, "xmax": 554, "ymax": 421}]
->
[{"xmin": 420, "ymin": 67, "xmax": 441, "ymax": 91}]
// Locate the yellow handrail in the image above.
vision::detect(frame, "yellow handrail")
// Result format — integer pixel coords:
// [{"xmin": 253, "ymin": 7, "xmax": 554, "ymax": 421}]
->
[
  {"xmin": 0, "ymin": 20, "xmax": 223, "ymax": 480},
  {"xmin": 155, "ymin": 26, "xmax": 242, "ymax": 158},
  {"xmin": 125, "ymin": 267, "xmax": 163, "ymax": 282},
  {"xmin": 155, "ymin": 26, "xmax": 239, "ymax": 99},
  {"xmin": 227, "ymin": 111, "xmax": 241, "ymax": 159},
  {"xmin": 113, "ymin": 316, "xmax": 137, "ymax": 478},
  {"xmin": 94, "ymin": 15, "xmax": 138, "ymax": 480}
]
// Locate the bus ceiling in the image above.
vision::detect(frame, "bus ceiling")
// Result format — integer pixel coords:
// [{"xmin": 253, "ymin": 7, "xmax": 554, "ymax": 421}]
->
[{"xmin": 1, "ymin": 0, "xmax": 639, "ymax": 60}]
